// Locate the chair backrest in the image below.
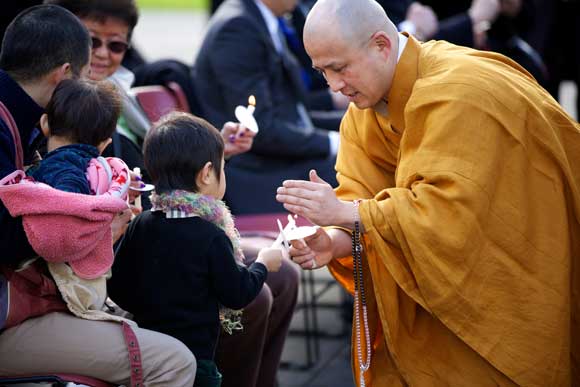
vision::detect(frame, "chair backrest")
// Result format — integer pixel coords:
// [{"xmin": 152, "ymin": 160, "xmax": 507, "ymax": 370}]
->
[{"xmin": 131, "ymin": 81, "xmax": 191, "ymax": 124}]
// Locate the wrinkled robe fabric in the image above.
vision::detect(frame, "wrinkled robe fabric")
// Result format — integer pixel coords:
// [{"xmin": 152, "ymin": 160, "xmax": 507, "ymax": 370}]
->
[{"xmin": 329, "ymin": 35, "xmax": 580, "ymax": 387}]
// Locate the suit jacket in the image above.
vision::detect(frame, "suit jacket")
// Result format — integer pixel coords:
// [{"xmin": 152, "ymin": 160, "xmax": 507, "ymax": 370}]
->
[
  {"xmin": 377, "ymin": 0, "xmax": 474, "ymax": 47},
  {"xmin": 193, "ymin": 0, "xmax": 336, "ymax": 214}
]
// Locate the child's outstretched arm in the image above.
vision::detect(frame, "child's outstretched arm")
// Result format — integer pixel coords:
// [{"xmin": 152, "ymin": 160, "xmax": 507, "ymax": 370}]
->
[{"xmin": 208, "ymin": 234, "xmax": 269, "ymax": 310}]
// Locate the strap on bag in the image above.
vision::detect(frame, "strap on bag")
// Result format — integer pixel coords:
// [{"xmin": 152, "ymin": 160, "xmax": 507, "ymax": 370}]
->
[
  {"xmin": 0, "ymin": 101, "xmax": 24, "ymax": 170},
  {"xmin": 122, "ymin": 321, "xmax": 144, "ymax": 387}
]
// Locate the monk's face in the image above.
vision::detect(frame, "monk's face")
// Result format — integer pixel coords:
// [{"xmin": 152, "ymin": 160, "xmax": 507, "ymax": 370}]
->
[{"xmin": 306, "ymin": 30, "xmax": 396, "ymax": 109}]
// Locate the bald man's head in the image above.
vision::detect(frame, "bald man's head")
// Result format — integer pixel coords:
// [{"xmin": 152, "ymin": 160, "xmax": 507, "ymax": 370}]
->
[
  {"xmin": 303, "ymin": 0, "xmax": 400, "ymax": 109},
  {"xmin": 304, "ymin": 0, "xmax": 397, "ymax": 49}
]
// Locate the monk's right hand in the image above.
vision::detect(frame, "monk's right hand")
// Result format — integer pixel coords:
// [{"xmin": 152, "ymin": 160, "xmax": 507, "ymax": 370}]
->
[{"xmin": 289, "ymin": 227, "xmax": 333, "ymax": 270}]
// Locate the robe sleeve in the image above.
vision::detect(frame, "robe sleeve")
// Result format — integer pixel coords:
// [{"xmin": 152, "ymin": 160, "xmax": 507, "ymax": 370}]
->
[{"xmin": 328, "ymin": 106, "xmax": 399, "ymax": 295}]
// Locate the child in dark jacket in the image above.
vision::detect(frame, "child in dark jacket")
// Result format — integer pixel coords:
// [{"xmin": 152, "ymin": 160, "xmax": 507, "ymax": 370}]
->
[
  {"xmin": 28, "ymin": 78, "xmax": 125, "ymax": 195},
  {"xmin": 108, "ymin": 112, "xmax": 284, "ymax": 387}
]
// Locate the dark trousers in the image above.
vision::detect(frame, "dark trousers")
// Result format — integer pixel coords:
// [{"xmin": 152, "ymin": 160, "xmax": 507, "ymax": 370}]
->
[{"xmin": 214, "ymin": 258, "xmax": 300, "ymax": 387}]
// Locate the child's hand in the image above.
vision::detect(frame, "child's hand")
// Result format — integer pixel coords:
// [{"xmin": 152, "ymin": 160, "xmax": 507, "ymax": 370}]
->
[{"xmin": 256, "ymin": 247, "xmax": 283, "ymax": 272}]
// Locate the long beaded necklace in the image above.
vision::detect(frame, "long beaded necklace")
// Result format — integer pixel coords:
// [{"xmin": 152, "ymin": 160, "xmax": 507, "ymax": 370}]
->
[{"xmin": 353, "ymin": 204, "xmax": 371, "ymax": 387}]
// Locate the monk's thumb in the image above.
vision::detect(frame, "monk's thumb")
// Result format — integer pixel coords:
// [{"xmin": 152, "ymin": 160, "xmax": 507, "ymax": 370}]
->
[{"xmin": 309, "ymin": 169, "xmax": 326, "ymax": 184}]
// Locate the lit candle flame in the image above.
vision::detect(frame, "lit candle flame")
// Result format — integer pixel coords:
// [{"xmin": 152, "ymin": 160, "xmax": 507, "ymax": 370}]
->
[{"xmin": 248, "ymin": 95, "xmax": 256, "ymax": 106}]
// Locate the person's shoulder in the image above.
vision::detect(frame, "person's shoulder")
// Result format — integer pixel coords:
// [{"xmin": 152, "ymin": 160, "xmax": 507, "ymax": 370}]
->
[
  {"xmin": 194, "ymin": 217, "xmax": 229, "ymax": 239},
  {"xmin": 418, "ymin": 40, "xmax": 528, "ymax": 89},
  {"xmin": 206, "ymin": 0, "xmax": 262, "ymax": 39}
]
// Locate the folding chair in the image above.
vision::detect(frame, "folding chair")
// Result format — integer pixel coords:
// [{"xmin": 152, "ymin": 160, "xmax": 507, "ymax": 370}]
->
[{"xmin": 130, "ymin": 81, "xmax": 190, "ymax": 123}]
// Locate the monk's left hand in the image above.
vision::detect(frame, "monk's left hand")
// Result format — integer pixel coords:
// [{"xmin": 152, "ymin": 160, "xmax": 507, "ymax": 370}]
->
[{"xmin": 276, "ymin": 169, "xmax": 352, "ymax": 228}]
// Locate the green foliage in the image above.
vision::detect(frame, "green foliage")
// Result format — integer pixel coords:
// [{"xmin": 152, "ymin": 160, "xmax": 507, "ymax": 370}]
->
[{"xmin": 136, "ymin": 0, "xmax": 209, "ymax": 10}]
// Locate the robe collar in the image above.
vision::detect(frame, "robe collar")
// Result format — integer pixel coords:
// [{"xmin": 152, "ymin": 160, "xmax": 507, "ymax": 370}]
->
[{"xmin": 375, "ymin": 33, "xmax": 421, "ymax": 134}]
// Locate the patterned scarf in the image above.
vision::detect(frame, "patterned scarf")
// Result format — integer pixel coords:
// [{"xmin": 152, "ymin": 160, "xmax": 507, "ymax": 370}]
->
[{"xmin": 150, "ymin": 189, "xmax": 245, "ymax": 334}]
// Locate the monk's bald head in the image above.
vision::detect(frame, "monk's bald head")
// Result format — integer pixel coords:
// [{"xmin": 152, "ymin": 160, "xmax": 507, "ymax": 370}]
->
[
  {"xmin": 304, "ymin": 0, "xmax": 397, "ymax": 50},
  {"xmin": 303, "ymin": 0, "xmax": 401, "ymax": 109}
]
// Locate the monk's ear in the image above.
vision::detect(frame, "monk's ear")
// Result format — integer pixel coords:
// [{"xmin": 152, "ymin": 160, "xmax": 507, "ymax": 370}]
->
[{"xmin": 372, "ymin": 31, "xmax": 392, "ymax": 57}]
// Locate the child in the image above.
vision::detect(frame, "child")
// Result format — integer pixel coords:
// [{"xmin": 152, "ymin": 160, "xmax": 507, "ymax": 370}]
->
[
  {"xmin": 24, "ymin": 78, "xmax": 132, "ymax": 322},
  {"xmin": 29, "ymin": 78, "xmax": 125, "ymax": 195},
  {"xmin": 108, "ymin": 112, "xmax": 284, "ymax": 387}
]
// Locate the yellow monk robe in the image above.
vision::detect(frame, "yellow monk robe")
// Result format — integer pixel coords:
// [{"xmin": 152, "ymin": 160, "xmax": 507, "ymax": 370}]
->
[{"xmin": 330, "ymin": 35, "xmax": 580, "ymax": 386}]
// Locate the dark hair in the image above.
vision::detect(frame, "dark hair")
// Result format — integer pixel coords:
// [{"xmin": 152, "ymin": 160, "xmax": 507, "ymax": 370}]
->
[
  {"xmin": 144, "ymin": 112, "xmax": 225, "ymax": 194},
  {"xmin": 0, "ymin": 5, "xmax": 91, "ymax": 82},
  {"xmin": 44, "ymin": 0, "xmax": 139, "ymax": 38},
  {"xmin": 45, "ymin": 79, "xmax": 122, "ymax": 146}
]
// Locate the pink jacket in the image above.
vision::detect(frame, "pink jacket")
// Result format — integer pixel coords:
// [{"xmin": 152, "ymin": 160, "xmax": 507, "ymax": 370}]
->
[{"xmin": 0, "ymin": 180, "xmax": 127, "ymax": 279}]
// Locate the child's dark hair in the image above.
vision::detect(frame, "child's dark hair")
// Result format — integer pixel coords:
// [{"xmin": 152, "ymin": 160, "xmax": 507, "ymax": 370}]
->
[
  {"xmin": 45, "ymin": 79, "xmax": 122, "ymax": 147},
  {"xmin": 144, "ymin": 112, "xmax": 224, "ymax": 194}
]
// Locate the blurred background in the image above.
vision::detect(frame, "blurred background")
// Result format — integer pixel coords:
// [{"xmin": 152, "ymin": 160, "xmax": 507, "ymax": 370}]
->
[{"xmin": 130, "ymin": 0, "xmax": 578, "ymax": 121}]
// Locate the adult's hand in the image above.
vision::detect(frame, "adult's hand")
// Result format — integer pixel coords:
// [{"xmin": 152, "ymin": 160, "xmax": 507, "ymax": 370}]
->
[
  {"xmin": 222, "ymin": 122, "xmax": 255, "ymax": 157},
  {"xmin": 289, "ymin": 227, "xmax": 334, "ymax": 270},
  {"xmin": 276, "ymin": 169, "xmax": 353, "ymax": 228},
  {"xmin": 406, "ymin": 2, "xmax": 439, "ymax": 41},
  {"xmin": 469, "ymin": 0, "xmax": 500, "ymax": 26},
  {"xmin": 469, "ymin": 0, "xmax": 500, "ymax": 48},
  {"xmin": 112, "ymin": 207, "xmax": 132, "ymax": 244}
]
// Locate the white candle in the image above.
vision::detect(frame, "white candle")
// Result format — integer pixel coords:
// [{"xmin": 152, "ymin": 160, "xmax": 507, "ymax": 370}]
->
[
  {"xmin": 133, "ymin": 167, "xmax": 142, "ymax": 210},
  {"xmin": 234, "ymin": 95, "xmax": 259, "ymax": 133}
]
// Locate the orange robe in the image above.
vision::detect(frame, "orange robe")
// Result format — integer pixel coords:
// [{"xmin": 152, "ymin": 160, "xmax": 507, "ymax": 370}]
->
[{"xmin": 330, "ymin": 35, "xmax": 580, "ymax": 386}]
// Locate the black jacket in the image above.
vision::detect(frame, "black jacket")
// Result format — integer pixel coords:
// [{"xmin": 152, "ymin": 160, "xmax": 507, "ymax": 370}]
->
[
  {"xmin": 0, "ymin": 69, "xmax": 43, "ymax": 264},
  {"xmin": 109, "ymin": 211, "xmax": 267, "ymax": 360},
  {"xmin": 193, "ymin": 0, "xmax": 336, "ymax": 214}
]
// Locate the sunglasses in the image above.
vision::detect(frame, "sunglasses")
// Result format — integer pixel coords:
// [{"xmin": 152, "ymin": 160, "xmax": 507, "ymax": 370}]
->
[{"xmin": 91, "ymin": 37, "xmax": 129, "ymax": 54}]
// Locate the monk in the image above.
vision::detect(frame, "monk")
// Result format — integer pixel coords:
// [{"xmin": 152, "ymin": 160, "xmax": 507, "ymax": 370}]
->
[{"xmin": 275, "ymin": 0, "xmax": 580, "ymax": 386}]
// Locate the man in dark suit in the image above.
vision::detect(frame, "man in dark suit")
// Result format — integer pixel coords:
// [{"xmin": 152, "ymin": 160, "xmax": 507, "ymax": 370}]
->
[{"xmin": 194, "ymin": 0, "xmax": 339, "ymax": 215}]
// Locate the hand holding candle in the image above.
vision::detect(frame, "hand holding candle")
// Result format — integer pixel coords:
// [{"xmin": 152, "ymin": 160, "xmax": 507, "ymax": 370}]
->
[{"xmin": 234, "ymin": 95, "xmax": 259, "ymax": 133}]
